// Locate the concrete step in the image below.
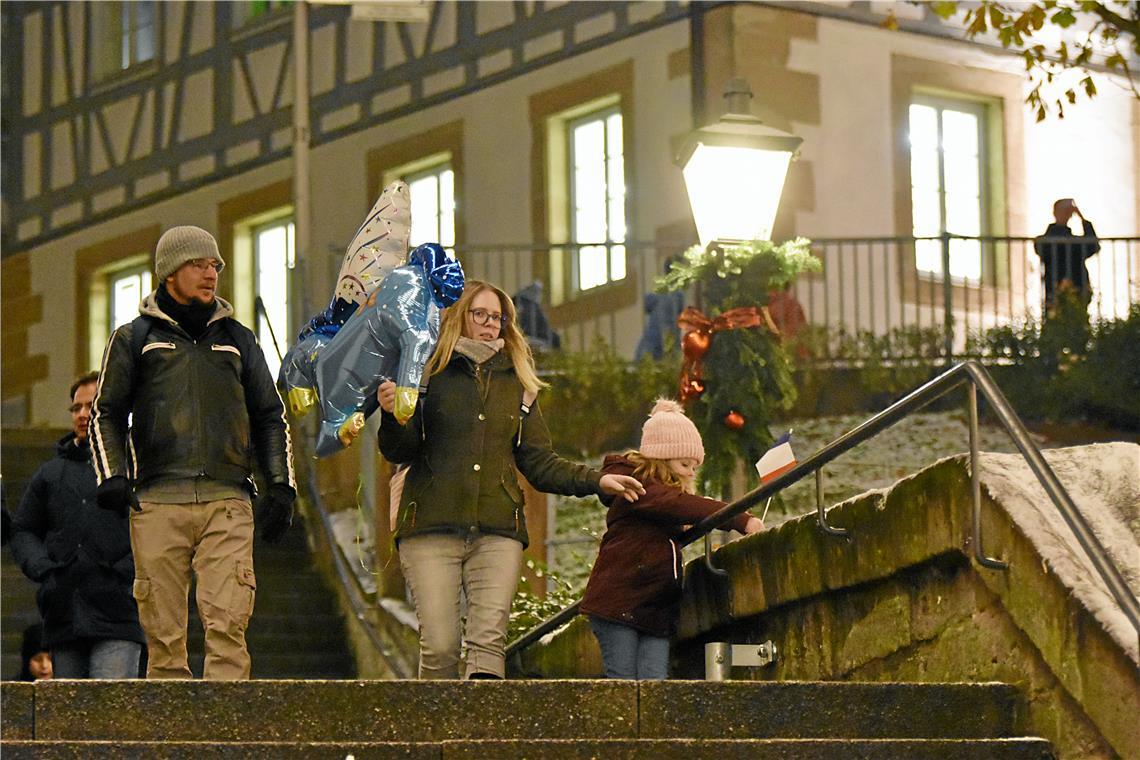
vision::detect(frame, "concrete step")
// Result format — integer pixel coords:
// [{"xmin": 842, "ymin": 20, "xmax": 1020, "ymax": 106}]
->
[
  {"xmin": 4, "ymin": 680, "xmax": 1025, "ymax": 743},
  {"xmin": 0, "ymin": 738, "xmax": 1057, "ymax": 759}
]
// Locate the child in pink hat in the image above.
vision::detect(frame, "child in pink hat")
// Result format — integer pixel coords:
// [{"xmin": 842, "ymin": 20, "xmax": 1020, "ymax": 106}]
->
[{"xmin": 580, "ymin": 399, "xmax": 764, "ymax": 679}]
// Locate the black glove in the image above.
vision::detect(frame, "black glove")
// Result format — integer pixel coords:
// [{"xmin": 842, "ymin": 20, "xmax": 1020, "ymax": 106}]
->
[
  {"xmin": 96, "ymin": 476, "xmax": 140, "ymax": 517},
  {"xmin": 255, "ymin": 484, "xmax": 295, "ymax": 544}
]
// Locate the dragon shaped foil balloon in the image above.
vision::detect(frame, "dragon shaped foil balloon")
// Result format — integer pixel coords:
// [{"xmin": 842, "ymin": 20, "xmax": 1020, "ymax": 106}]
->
[{"xmin": 311, "ymin": 243, "xmax": 464, "ymax": 456}]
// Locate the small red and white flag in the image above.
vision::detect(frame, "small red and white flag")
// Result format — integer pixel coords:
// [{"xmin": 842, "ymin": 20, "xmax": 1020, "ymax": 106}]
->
[{"xmin": 755, "ymin": 431, "xmax": 796, "ymax": 484}]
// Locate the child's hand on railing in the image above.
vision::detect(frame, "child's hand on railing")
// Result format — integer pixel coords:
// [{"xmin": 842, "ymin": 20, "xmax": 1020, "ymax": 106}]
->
[{"xmin": 743, "ymin": 516, "xmax": 765, "ymax": 534}]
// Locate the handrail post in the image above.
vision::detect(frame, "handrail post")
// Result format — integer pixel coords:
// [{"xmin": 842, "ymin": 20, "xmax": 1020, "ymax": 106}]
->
[
  {"xmin": 704, "ymin": 533, "xmax": 728, "ymax": 576},
  {"xmin": 968, "ymin": 381, "xmax": 1007, "ymax": 569},
  {"xmin": 816, "ymin": 468, "xmax": 848, "ymax": 537},
  {"xmin": 941, "ymin": 232, "xmax": 954, "ymax": 365}
]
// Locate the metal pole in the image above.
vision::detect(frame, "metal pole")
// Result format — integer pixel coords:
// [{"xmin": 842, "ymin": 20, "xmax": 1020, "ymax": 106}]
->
[
  {"xmin": 968, "ymin": 381, "xmax": 1006, "ymax": 569},
  {"xmin": 292, "ymin": 0, "xmax": 312, "ymax": 339},
  {"xmin": 941, "ymin": 232, "xmax": 954, "ymax": 364},
  {"xmin": 705, "ymin": 642, "xmax": 730, "ymax": 681}
]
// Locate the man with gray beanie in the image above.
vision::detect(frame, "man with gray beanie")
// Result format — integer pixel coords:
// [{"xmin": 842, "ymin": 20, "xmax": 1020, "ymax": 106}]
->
[{"xmin": 90, "ymin": 225, "xmax": 296, "ymax": 679}]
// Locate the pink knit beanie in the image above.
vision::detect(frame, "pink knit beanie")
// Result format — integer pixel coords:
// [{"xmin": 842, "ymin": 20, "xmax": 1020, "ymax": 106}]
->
[{"xmin": 639, "ymin": 399, "xmax": 704, "ymax": 464}]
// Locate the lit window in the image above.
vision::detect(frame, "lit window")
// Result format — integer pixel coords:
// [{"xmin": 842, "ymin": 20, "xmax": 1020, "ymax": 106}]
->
[
  {"xmin": 406, "ymin": 163, "xmax": 455, "ymax": 252},
  {"xmin": 121, "ymin": 1, "xmax": 156, "ymax": 70},
  {"xmin": 109, "ymin": 267, "xmax": 152, "ymax": 332},
  {"xmin": 909, "ymin": 98, "xmax": 986, "ymax": 281},
  {"xmin": 253, "ymin": 218, "xmax": 295, "ymax": 379},
  {"xmin": 92, "ymin": 2, "xmax": 156, "ymax": 80},
  {"xmin": 569, "ymin": 108, "xmax": 626, "ymax": 292}
]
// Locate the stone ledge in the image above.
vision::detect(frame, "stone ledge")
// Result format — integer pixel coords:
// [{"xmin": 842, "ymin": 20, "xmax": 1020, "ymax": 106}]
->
[{"xmin": 0, "ymin": 682, "xmax": 34, "ymax": 739}]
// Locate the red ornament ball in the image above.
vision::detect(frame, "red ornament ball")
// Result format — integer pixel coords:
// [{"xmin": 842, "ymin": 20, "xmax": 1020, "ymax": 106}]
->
[
  {"xmin": 682, "ymin": 330, "xmax": 711, "ymax": 360},
  {"xmin": 723, "ymin": 410, "xmax": 745, "ymax": 430}
]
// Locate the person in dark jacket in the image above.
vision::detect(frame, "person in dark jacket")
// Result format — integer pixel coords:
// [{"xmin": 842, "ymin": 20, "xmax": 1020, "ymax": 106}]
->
[
  {"xmin": 581, "ymin": 399, "xmax": 763, "ymax": 679},
  {"xmin": 1033, "ymin": 198, "xmax": 1100, "ymax": 313},
  {"xmin": 10, "ymin": 373, "xmax": 144, "ymax": 678},
  {"xmin": 377, "ymin": 280, "xmax": 644, "ymax": 679},
  {"xmin": 89, "ymin": 225, "xmax": 296, "ymax": 680}
]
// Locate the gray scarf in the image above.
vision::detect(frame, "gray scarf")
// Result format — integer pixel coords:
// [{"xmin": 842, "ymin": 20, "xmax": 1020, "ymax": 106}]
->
[{"xmin": 454, "ymin": 336, "xmax": 504, "ymax": 365}]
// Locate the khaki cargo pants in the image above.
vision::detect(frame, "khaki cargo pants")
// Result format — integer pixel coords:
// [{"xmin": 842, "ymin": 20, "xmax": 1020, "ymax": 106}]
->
[{"xmin": 130, "ymin": 498, "xmax": 256, "ymax": 679}]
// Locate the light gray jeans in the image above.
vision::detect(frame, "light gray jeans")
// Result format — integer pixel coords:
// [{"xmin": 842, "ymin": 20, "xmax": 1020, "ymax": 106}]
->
[
  {"xmin": 52, "ymin": 639, "xmax": 142, "ymax": 679},
  {"xmin": 398, "ymin": 532, "xmax": 523, "ymax": 679}
]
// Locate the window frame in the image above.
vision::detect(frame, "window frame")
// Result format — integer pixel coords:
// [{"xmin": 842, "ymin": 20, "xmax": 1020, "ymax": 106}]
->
[
  {"xmin": 107, "ymin": 263, "xmax": 153, "ymax": 335},
  {"xmin": 528, "ymin": 60, "xmax": 637, "ymax": 325},
  {"xmin": 890, "ymin": 55, "xmax": 1023, "ymax": 316},
  {"xmin": 250, "ymin": 214, "xmax": 295, "ymax": 377},
  {"xmin": 908, "ymin": 93, "xmax": 990, "ymax": 284},
  {"xmin": 89, "ymin": 1, "xmax": 159, "ymax": 84},
  {"xmin": 392, "ymin": 156, "xmax": 456, "ymax": 254},
  {"xmin": 566, "ymin": 104, "xmax": 627, "ymax": 295}
]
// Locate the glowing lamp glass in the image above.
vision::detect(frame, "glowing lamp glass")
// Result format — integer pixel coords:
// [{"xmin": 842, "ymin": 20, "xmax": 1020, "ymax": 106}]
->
[{"xmin": 682, "ymin": 144, "xmax": 793, "ymax": 247}]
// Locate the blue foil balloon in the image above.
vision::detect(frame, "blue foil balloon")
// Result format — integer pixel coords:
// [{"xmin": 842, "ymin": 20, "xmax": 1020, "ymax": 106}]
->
[{"xmin": 311, "ymin": 244, "xmax": 465, "ymax": 457}]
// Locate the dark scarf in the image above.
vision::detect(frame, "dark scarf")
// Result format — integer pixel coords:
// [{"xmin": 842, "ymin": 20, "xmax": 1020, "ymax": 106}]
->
[{"xmin": 157, "ymin": 284, "xmax": 214, "ymax": 339}]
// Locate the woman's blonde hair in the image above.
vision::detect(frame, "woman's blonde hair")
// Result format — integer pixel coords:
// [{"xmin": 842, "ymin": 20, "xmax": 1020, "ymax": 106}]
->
[
  {"xmin": 425, "ymin": 280, "xmax": 548, "ymax": 395},
  {"xmin": 624, "ymin": 451, "xmax": 695, "ymax": 494}
]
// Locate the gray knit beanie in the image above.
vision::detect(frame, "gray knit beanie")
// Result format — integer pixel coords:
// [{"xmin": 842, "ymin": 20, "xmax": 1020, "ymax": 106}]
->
[{"xmin": 155, "ymin": 226, "xmax": 224, "ymax": 281}]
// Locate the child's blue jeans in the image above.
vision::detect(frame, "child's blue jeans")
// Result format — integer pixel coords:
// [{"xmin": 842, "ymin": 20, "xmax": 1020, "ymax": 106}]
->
[{"xmin": 588, "ymin": 615, "xmax": 669, "ymax": 679}]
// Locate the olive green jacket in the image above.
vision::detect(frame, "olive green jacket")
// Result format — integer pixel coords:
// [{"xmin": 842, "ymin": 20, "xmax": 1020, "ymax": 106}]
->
[{"xmin": 378, "ymin": 350, "xmax": 603, "ymax": 547}]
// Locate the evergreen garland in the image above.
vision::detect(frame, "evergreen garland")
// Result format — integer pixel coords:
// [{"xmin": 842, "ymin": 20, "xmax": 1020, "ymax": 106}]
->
[{"xmin": 658, "ymin": 238, "xmax": 820, "ymax": 497}]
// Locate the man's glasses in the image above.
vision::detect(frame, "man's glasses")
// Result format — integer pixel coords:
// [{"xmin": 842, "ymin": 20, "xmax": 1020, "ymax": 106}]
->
[
  {"xmin": 468, "ymin": 308, "xmax": 505, "ymax": 327},
  {"xmin": 187, "ymin": 258, "xmax": 225, "ymax": 274},
  {"xmin": 68, "ymin": 402, "xmax": 93, "ymax": 414}
]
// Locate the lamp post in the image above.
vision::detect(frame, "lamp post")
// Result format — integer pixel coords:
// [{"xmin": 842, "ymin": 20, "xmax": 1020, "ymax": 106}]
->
[{"xmin": 676, "ymin": 78, "xmax": 802, "ymax": 247}]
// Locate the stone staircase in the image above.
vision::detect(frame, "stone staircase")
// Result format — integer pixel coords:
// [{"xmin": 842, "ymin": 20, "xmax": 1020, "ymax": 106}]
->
[
  {"xmin": 0, "ymin": 680, "xmax": 1054, "ymax": 757},
  {"xmin": 2, "ymin": 427, "xmax": 354, "ymax": 680}
]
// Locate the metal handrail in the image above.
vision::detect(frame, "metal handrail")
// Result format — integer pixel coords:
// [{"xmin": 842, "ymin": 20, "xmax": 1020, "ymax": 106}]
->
[{"xmin": 506, "ymin": 360, "xmax": 1140, "ymax": 657}]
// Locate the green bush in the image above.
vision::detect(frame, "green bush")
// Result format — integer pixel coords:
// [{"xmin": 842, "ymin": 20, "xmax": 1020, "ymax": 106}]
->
[{"xmin": 968, "ymin": 300, "xmax": 1139, "ymax": 430}]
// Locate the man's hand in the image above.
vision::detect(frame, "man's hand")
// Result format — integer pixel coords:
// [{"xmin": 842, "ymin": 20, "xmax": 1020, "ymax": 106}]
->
[
  {"xmin": 96, "ymin": 476, "xmax": 140, "ymax": 517},
  {"xmin": 255, "ymin": 483, "xmax": 296, "ymax": 544},
  {"xmin": 743, "ymin": 516, "xmax": 765, "ymax": 534},
  {"xmin": 599, "ymin": 473, "xmax": 646, "ymax": 503}
]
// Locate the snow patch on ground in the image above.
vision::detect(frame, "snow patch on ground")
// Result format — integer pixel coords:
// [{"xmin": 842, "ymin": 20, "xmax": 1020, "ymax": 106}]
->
[{"xmin": 977, "ymin": 443, "xmax": 1139, "ymax": 664}]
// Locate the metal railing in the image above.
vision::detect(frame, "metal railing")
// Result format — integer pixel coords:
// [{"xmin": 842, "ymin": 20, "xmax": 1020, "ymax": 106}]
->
[
  {"xmin": 505, "ymin": 360, "xmax": 1140, "ymax": 658},
  {"xmin": 433, "ymin": 235, "xmax": 1140, "ymax": 361}
]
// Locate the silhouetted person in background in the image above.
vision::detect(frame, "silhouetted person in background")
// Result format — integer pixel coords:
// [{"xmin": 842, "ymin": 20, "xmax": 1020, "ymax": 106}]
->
[
  {"xmin": 513, "ymin": 281, "xmax": 561, "ymax": 352},
  {"xmin": 635, "ymin": 258, "xmax": 685, "ymax": 361},
  {"xmin": 1033, "ymin": 198, "xmax": 1099, "ymax": 314}
]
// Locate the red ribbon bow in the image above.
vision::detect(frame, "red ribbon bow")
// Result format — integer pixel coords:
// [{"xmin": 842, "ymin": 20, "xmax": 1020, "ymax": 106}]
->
[{"xmin": 676, "ymin": 306, "xmax": 779, "ymax": 403}]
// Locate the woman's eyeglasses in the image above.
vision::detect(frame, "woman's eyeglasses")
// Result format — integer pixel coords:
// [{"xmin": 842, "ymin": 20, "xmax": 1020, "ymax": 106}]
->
[
  {"xmin": 187, "ymin": 258, "xmax": 225, "ymax": 274},
  {"xmin": 468, "ymin": 308, "xmax": 505, "ymax": 327}
]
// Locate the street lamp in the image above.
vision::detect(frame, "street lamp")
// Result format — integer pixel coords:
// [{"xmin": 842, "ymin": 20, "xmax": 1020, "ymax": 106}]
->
[{"xmin": 676, "ymin": 78, "xmax": 802, "ymax": 247}]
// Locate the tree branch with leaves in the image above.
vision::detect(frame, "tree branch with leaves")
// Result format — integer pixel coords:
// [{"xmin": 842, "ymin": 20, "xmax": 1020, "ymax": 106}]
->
[{"xmin": 885, "ymin": 1, "xmax": 1139, "ymax": 120}]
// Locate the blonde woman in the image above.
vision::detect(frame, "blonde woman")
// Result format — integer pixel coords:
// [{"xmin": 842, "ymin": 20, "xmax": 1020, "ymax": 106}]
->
[{"xmin": 377, "ymin": 280, "xmax": 644, "ymax": 679}]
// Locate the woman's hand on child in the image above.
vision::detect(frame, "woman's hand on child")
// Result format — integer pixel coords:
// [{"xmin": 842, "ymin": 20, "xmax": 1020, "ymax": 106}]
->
[
  {"xmin": 377, "ymin": 380, "xmax": 396, "ymax": 414},
  {"xmin": 743, "ymin": 517, "xmax": 765, "ymax": 534},
  {"xmin": 599, "ymin": 474, "xmax": 646, "ymax": 502}
]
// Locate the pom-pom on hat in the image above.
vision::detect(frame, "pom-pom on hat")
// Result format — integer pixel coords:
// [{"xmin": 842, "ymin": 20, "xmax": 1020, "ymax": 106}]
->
[
  {"xmin": 640, "ymin": 398, "xmax": 704, "ymax": 464},
  {"xmin": 154, "ymin": 225, "xmax": 224, "ymax": 282}
]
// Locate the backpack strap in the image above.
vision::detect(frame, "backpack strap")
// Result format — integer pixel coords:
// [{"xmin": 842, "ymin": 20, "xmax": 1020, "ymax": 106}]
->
[
  {"xmin": 129, "ymin": 316, "xmax": 154, "ymax": 388},
  {"xmin": 516, "ymin": 388, "xmax": 540, "ymax": 446}
]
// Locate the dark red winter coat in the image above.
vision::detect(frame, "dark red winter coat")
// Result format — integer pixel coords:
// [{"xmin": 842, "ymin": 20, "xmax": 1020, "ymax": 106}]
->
[{"xmin": 580, "ymin": 454, "xmax": 752, "ymax": 637}]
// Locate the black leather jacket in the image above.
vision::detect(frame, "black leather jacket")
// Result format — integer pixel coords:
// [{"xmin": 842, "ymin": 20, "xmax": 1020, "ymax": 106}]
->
[{"xmin": 90, "ymin": 292, "xmax": 294, "ymax": 495}]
